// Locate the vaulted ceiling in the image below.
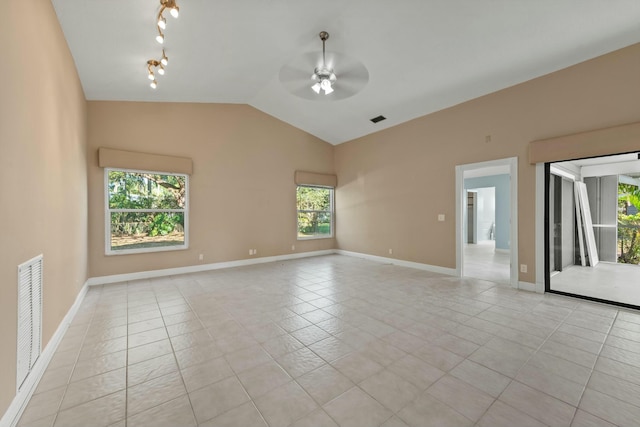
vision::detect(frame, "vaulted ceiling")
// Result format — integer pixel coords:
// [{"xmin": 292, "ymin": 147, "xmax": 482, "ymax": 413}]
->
[{"xmin": 52, "ymin": 0, "xmax": 640, "ymax": 144}]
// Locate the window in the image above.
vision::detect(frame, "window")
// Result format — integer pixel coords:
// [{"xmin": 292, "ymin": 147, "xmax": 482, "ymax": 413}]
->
[
  {"xmin": 297, "ymin": 185, "xmax": 333, "ymax": 239},
  {"xmin": 106, "ymin": 168, "xmax": 188, "ymax": 254}
]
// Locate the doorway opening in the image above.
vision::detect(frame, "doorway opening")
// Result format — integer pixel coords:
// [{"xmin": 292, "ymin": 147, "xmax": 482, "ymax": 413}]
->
[
  {"xmin": 545, "ymin": 153, "xmax": 640, "ymax": 308},
  {"xmin": 456, "ymin": 157, "xmax": 518, "ymax": 288}
]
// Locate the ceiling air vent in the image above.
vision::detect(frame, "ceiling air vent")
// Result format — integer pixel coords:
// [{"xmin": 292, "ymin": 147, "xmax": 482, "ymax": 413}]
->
[{"xmin": 370, "ymin": 115, "xmax": 386, "ymax": 124}]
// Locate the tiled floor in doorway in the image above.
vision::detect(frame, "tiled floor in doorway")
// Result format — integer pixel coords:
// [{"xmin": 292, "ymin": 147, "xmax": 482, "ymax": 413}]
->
[
  {"xmin": 17, "ymin": 255, "xmax": 640, "ymax": 427},
  {"xmin": 464, "ymin": 241, "xmax": 510, "ymax": 285}
]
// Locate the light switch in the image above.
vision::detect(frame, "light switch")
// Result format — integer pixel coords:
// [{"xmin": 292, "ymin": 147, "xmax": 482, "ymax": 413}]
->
[{"xmin": 438, "ymin": 214, "xmax": 445, "ymax": 222}]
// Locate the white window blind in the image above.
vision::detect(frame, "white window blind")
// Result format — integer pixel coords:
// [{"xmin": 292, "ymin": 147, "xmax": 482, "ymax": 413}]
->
[{"xmin": 17, "ymin": 255, "xmax": 43, "ymax": 392}]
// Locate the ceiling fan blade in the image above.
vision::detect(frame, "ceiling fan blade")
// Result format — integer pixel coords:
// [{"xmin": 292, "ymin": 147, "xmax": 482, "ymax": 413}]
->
[
  {"xmin": 334, "ymin": 79, "xmax": 364, "ymax": 95},
  {"xmin": 279, "ymin": 50, "xmax": 369, "ymax": 101},
  {"xmin": 279, "ymin": 63, "xmax": 314, "ymax": 84}
]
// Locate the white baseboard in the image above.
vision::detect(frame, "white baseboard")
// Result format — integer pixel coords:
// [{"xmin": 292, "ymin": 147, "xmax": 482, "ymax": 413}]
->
[
  {"xmin": 87, "ymin": 250, "xmax": 336, "ymax": 286},
  {"xmin": 1, "ymin": 281, "xmax": 89, "ymax": 427},
  {"xmin": 519, "ymin": 281, "xmax": 544, "ymax": 294},
  {"xmin": 335, "ymin": 250, "xmax": 457, "ymax": 276},
  {"xmin": 495, "ymin": 248, "xmax": 510, "ymax": 254}
]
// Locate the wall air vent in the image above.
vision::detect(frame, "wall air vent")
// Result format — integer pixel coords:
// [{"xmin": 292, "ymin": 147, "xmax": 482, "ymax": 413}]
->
[
  {"xmin": 370, "ymin": 115, "xmax": 386, "ymax": 124},
  {"xmin": 17, "ymin": 254, "xmax": 43, "ymax": 392}
]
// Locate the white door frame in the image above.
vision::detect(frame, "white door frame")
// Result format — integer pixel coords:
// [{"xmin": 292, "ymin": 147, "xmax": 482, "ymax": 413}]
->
[{"xmin": 455, "ymin": 157, "xmax": 519, "ymax": 288}]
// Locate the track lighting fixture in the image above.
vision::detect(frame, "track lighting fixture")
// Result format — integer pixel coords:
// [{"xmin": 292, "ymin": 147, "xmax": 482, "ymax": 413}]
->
[
  {"xmin": 146, "ymin": 59, "xmax": 166, "ymax": 89},
  {"xmin": 157, "ymin": 0, "xmax": 179, "ymax": 33},
  {"xmin": 145, "ymin": 0, "xmax": 181, "ymax": 89}
]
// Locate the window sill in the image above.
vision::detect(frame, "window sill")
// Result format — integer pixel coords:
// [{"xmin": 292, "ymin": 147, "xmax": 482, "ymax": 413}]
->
[
  {"xmin": 296, "ymin": 235, "xmax": 334, "ymax": 241},
  {"xmin": 106, "ymin": 244, "xmax": 189, "ymax": 256}
]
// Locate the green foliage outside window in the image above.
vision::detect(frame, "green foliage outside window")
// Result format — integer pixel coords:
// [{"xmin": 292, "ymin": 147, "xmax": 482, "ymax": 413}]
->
[
  {"xmin": 297, "ymin": 186, "xmax": 332, "ymax": 237},
  {"xmin": 108, "ymin": 170, "xmax": 187, "ymax": 251},
  {"xmin": 618, "ymin": 183, "xmax": 640, "ymax": 264}
]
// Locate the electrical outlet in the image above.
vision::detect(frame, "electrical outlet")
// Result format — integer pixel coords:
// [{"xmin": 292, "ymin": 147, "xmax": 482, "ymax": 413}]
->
[
  {"xmin": 249, "ymin": 249, "xmax": 253, "ymax": 255},
  {"xmin": 438, "ymin": 214, "xmax": 445, "ymax": 222},
  {"xmin": 254, "ymin": 249, "xmax": 258, "ymax": 255},
  {"xmin": 520, "ymin": 264, "xmax": 527, "ymax": 273},
  {"xmin": 388, "ymin": 248, "xmax": 393, "ymax": 255},
  {"xmin": 198, "ymin": 254, "xmax": 204, "ymax": 261},
  {"xmin": 291, "ymin": 245, "xmax": 295, "ymax": 251}
]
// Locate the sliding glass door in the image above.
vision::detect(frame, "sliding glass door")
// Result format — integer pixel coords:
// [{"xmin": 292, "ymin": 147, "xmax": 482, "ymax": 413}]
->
[{"xmin": 545, "ymin": 154, "xmax": 640, "ymax": 309}]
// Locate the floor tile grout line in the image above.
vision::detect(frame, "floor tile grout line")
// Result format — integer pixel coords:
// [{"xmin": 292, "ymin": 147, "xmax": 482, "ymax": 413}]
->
[
  {"xmin": 168, "ymin": 279, "xmax": 221, "ymax": 426},
  {"xmin": 124, "ymin": 279, "xmax": 198, "ymax": 425},
  {"xmin": 166, "ymin": 276, "xmax": 273, "ymax": 427},
  {"xmin": 572, "ymin": 307, "xmax": 622, "ymax": 423},
  {"xmin": 468, "ymin": 293, "xmax": 577, "ymax": 426},
  {"xmin": 47, "ymin": 285, "xmax": 101, "ymax": 427},
  {"xmin": 124, "ymin": 283, "xmax": 130, "ymax": 427}
]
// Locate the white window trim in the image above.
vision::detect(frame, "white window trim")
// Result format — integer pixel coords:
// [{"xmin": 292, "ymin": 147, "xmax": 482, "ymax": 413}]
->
[
  {"xmin": 104, "ymin": 167, "xmax": 189, "ymax": 255},
  {"xmin": 296, "ymin": 185, "xmax": 334, "ymax": 240}
]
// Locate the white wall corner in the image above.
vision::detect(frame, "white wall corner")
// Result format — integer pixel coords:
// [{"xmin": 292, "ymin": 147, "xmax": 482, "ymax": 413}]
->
[{"xmin": 1, "ymin": 281, "xmax": 89, "ymax": 427}]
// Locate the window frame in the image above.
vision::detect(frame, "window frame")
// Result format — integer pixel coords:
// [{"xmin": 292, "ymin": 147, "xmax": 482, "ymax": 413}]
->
[
  {"xmin": 104, "ymin": 167, "xmax": 189, "ymax": 255},
  {"xmin": 296, "ymin": 184, "xmax": 334, "ymax": 240}
]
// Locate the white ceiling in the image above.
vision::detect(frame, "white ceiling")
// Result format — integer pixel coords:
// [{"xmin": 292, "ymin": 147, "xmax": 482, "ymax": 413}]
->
[
  {"xmin": 464, "ymin": 165, "xmax": 510, "ymax": 179},
  {"xmin": 555, "ymin": 153, "xmax": 640, "ymax": 178},
  {"xmin": 51, "ymin": 0, "xmax": 640, "ymax": 145}
]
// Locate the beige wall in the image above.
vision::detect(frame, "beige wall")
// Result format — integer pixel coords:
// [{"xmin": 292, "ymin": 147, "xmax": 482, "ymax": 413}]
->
[
  {"xmin": 87, "ymin": 102, "xmax": 335, "ymax": 278},
  {"xmin": 335, "ymin": 43, "xmax": 640, "ymax": 283},
  {"xmin": 0, "ymin": 0, "xmax": 87, "ymax": 414}
]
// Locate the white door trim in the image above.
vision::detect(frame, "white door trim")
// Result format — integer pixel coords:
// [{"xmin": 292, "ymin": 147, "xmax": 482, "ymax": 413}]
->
[{"xmin": 455, "ymin": 157, "xmax": 519, "ymax": 288}]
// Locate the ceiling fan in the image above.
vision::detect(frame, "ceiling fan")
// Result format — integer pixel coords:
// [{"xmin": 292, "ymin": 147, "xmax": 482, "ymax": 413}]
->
[{"xmin": 279, "ymin": 31, "xmax": 369, "ymax": 101}]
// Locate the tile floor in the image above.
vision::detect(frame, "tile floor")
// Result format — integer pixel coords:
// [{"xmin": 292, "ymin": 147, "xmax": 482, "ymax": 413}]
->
[
  {"xmin": 463, "ymin": 241, "xmax": 510, "ymax": 285},
  {"xmin": 551, "ymin": 261, "xmax": 640, "ymax": 307},
  {"xmin": 16, "ymin": 254, "xmax": 640, "ymax": 427}
]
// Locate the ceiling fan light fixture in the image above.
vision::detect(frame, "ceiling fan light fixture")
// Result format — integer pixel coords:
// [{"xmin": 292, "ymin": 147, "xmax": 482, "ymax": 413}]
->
[
  {"xmin": 320, "ymin": 79, "xmax": 332, "ymax": 91},
  {"xmin": 311, "ymin": 66, "xmax": 336, "ymax": 95},
  {"xmin": 310, "ymin": 31, "xmax": 337, "ymax": 96},
  {"xmin": 279, "ymin": 30, "xmax": 369, "ymax": 101}
]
